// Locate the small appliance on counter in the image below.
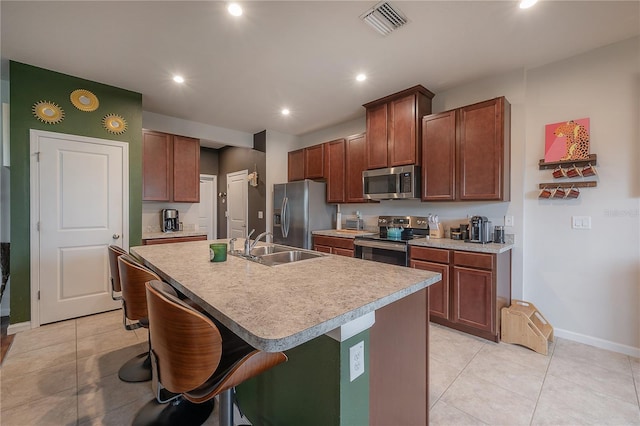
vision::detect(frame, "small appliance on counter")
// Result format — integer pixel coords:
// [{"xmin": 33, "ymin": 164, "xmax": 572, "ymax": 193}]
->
[
  {"xmin": 469, "ymin": 216, "xmax": 492, "ymax": 244},
  {"xmin": 345, "ymin": 218, "xmax": 364, "ymax": 231},
  {"xmin": 161, "ymin": 209, "xmax": 179, "ymax": 232}
]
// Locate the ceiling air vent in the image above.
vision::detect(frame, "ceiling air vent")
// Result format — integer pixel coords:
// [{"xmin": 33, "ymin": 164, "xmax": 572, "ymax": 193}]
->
[{"xmin": 360, "ymin": 2, "xmax": 408, "ymax": 36}]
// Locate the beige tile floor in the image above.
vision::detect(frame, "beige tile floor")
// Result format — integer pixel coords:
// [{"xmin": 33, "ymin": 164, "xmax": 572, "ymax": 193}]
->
[{"xmin": 1, "ymin": 309, "xmax": 639, "ymax": 425}]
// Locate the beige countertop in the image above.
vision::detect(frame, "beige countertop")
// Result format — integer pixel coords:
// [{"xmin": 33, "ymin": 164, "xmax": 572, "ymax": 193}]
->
[
  {"xmin": 142, "ymin": 230, "xmax": 209, "ymax": 240},
  {"xmin": 131, "ymin": 239, "xmax": 440, "ymax": 352},
  {"xmin": 409, "ymin": 235, "xmax": 515, "ymax": 254},
  {"xmin": 312, "ymin": 229, "xmax": 377, "ymax": 238}
]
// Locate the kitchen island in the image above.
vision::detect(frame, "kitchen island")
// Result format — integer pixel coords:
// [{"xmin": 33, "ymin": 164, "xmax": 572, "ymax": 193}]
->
[{"xmin": 131, "ymin": 239, "xmax": 441, "ymax": 425}]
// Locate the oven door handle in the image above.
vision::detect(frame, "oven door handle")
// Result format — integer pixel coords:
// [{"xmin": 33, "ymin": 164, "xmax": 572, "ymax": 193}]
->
[{"xmin": 354, "ymin": 239, "xmax": 407, "ymax": 252}]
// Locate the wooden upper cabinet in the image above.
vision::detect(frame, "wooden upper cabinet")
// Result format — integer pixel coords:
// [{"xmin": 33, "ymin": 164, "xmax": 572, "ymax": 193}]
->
[
  {"xmin": 304, "ymin": 144, "xmax": 325, "ymax": 179},
  {"xmin": 324, "ymin": 139, "xmax": 346, "ymax": 204},
  {"xmin": 142, "ymin": 130, "xmax": 172, "ymax": 201},
  {"xmin": 422, "ymin": 110, "xmax": 457, "ymax": 201},
  {"xmin": 365, "ymin": 103, "xmax": 388, "ymax": 169},
  {"xmin": 173, "ymin": 135, "xmax": 200, "ymax": 202},
  {"xmin": 364, "ymin": 85, "xmax": 434, "ymax": 170},
  {"xmin": 345, "ymin": 133, "xmax": 368, "ymax": 203},
  {"xmin": 142, "ymin": 130, "xmax": 200, "ymax": 203},
  {"xmin": 288, "ymin": 149, "xmax": 305, "ymax": 182},
  {"xmin": 458, "ymin": 97, "xmax": 510, "ymax": 201}
]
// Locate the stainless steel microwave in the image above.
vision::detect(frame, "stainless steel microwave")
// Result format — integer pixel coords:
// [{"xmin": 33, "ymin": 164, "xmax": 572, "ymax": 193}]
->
[{"xmin": 363, "ymin": 165, "xmax": 420, "ymax": 200}]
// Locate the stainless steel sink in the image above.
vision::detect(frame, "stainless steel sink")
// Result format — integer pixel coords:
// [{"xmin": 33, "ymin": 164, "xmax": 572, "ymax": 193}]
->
[
  {"xmin": 249, "ymin": 244, "xmax": 292, "ymax": 257},
  {"xmin": 258, "ymin": 250, "xmax": 324, "ymax": 266},
  {"xmin": 229, "ymin": 244, "xmax": 326, "ymax": 266}
]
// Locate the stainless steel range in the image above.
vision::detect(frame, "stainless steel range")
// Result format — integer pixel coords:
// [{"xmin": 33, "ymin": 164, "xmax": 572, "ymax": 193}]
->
[{"xmin": 354, "ymin": 216, "xmax": 429, "ymax": 266}]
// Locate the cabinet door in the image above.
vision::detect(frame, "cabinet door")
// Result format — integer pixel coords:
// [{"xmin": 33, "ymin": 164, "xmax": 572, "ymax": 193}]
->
[
  {"xmin": 304, "ymin": 144, "xmax": 325, "ymax": 179},
  {"xmin": 333, "ymin": 247, "xmax": 354, "ymax": 257},
  {"xmin": 142, "ymin": 130, "xmax": 172, "ymax": 201},
  {"xmin": 366, "ymin": 103, "xmax": 388, "ymax": 169},
  {"xmin": 325, "ymin": 139, "xmax": 345, "ymax": 203},
  {"xmin": 452, "ymin": 266, "xmax": 494, "ymax": 332},
  {"xmin": 288, "ymin": 149, "xmax": 305, "ymax": 182},
  {"xmin": 173, "ymin": 135, "xmax": 200, "ymax": 203},
  {"xmin": 389, "ymin": 94, "xmax": 417, "ymax": 167},
  {"xmin": 422, "ymin": 111, "xmax": 456, "ymax": 201},
  {"xmin": 411, "ymin": 260, "xmax": 449, "ymax": 320},
  {"xmin": 314, "ymin": 244, "xmax": 332, "ymax": 254},
  {"xmin": 345, "ymin": 133, "xmax": 368, "ymax": 203},
  {"xmin": 458, "ymin": 97, "xmax": 508, "ymax": 201}
]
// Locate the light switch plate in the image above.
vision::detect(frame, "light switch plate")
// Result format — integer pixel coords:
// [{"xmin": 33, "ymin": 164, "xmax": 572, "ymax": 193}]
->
[
  {"xmin": 572, "ymin": 216, "xmax": 592, "ymax": 229},
  {"xmin": 349, "ymin": 341, "xmax": 365, "ymax": 382},
  {"xmin": 258, "ymin": 211, "xmax": 263, "ymax": 219},
  {"xmin": 504, "ymin": 215, "xmax": 514, "ymax": 227}
]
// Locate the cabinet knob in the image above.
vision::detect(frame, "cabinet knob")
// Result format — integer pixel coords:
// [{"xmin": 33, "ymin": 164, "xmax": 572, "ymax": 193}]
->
[{"xmin": 112, "ymin": 234, "xmax": 120, "ymax": 240}]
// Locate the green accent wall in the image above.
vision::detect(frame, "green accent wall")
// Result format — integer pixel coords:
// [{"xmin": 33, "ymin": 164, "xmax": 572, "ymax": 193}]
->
[
  {"xmin": 235, "ymin": 332, "xmax": 370, "ymax": 425},
  {"xmin": 9, "ymin": 61, "xmax": 143, "ymax": 324}
]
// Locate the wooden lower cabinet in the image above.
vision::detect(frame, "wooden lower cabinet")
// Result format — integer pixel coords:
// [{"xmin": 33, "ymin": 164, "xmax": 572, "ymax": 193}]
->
[
  {"xmin": 410, "ymin": 245, "xmax": 511, "ymax": 342},
  {"xmin": 312, "ymin": 235, "xmax": 354, "ymax": 257},
  {"xmin": 143, "ymin": 235, "xmax": 207, "ymax": 245}
]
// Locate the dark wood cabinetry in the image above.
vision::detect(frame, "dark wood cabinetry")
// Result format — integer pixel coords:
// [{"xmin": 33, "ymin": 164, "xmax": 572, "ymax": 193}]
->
[
  {"xmin": 458, "ymin": 97, "xmax": 510, "ymax": 201},
  {"xmin": 345, "ymin": 133, "xmax": 368, "ymax": 203},
  {"xmin": 313, "ymin": 235, "xmax": 355, "ymax": 257},
  {"xmin": 143, "ymin": 235, "xmax": 207, "ymax": 245},
  {"xmin": 422, "ymin": 97, "xmax": 510, "ymax": 202},
  {"xmin": 363, "ymin": 85, "xmax": 434, "ymax": 170},
  {"xmin": 410, "ymin": 245, "xmax": 511, "ymax": 342},
  {"xmin": 288, "ymin": 149, "xmax": 305, "ymax": 182},
  {"xmin": 143, "ymin": 130, "xmax": 200, "ymax": 203},
  {"xmin": 304, "ymin": 144, "xmax": 325, "ymax": 179},
  {"xmin": 288, "ymin": 144, "xmax": 325, "ymax": 182},
  {"xmin": 324, "ymin": 139, "xmax": 346, "ymax": 204}
]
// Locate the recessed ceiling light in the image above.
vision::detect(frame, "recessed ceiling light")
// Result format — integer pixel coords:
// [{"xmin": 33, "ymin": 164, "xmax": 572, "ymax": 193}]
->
[
  {"xmin": 281, "ymin": 108, "xmax": 290, "ymax": 116},
  {"xmin": 228, "ymin": 3, "xmax": 243, "ymax": 16},
  {"xmin": 173, "ymin": 75, "xmax": 185, "ymax": 84},
  {"xmin": 519, "ymin": 0, "xmax": 538, "ymax": 9},
  {"xmin": 356, "ymin": 73, "xmax": 367, "ymax": 82}
]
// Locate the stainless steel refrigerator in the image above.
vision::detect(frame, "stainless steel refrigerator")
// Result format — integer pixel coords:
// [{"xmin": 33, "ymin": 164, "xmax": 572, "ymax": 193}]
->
[{"xmin": 273, "ymin": 180, "xmax": 333, "ymax": 249}]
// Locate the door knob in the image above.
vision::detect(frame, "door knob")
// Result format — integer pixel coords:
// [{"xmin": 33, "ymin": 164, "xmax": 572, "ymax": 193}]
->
[{"xmin": 112, "ymin": 234, "xmax": 120, "ymax": 240}]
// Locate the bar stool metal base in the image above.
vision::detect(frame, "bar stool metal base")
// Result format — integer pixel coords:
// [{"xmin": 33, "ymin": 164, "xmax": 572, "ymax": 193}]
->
[
  {"xmin": 118, "ymin": 352, "xmax": 151, "ymax": 383},
  {"xmin": 132, "ymin": 396, "xmax": 214, "ymax": 426}
]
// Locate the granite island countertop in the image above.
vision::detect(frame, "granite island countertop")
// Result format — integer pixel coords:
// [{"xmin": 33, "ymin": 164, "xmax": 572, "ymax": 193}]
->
[{"xmin": 131, "ymin": 239, "xmax": 440, "ymax": 352}]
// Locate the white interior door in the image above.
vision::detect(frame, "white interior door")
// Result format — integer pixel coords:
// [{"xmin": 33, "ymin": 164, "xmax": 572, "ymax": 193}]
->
[
  {"xmin": 198, "ymin": 174, "xmax": 217, "ymax": 240},
  {"xmin": 31, "ymin": 130, "xmax": 127, "ymax": 325},
  {"xmin": 226, "ymin": 170, "xmax": 248, "ymax": 239}
]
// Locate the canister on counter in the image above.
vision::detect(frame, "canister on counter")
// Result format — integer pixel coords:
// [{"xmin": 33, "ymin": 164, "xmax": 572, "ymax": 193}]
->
[
  {"xmin": 494, "ymin": 225, "xmax": 505, "ymax": 244},
  {"xmin": 460, "ymin": 223, "xmax": 469, "ymax": 241}
]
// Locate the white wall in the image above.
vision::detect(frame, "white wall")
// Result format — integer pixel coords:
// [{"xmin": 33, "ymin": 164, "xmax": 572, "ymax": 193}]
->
[
  {"xmin": 265, "ymin": 130, "xmax": 300, "ymax": 237},
  {"xmin": 523, "ymin": 37, "xmax": 639, "ymax": 355},
  {"xmin": 295, "ymin": 37, "xmax": 640, "ymax": 355}
]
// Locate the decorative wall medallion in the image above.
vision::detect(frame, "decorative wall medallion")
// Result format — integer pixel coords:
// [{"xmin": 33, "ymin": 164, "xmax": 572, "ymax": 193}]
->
[
  {"xmin": 102, "ymin": 114, "xmax": 128, "ymax": 134},
  {"xmin": 32, "ymin": 101, "xmax": 65, "ymax": 124},
  {"xmin": 70, "ymin": 89, "xmax": 99, "ymax": 112}
]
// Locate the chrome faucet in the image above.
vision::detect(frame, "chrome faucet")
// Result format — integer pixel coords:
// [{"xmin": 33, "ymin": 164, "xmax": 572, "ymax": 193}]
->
[{"xmin": 244, "ymin": 229, "xmax": 272, "ymax": 256}]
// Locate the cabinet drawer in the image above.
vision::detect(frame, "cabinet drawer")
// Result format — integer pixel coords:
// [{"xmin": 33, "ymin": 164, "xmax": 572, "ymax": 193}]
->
[
  {"xmin": 313, "ymin": 235, "xmax": 354, "ymax": 250},
  {"xmin": 410, "ymin": 246, "xmax": 450, "ymax": 264},
  {"xmin": 453, "ymin": 251, "xmax": 494, "ymax": 270}
]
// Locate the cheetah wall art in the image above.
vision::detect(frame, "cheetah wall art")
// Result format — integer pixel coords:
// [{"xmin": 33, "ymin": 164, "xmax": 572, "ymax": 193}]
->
[{"xmin": 544, "ymin": 118, "xmax": 590, "ymax": 162}]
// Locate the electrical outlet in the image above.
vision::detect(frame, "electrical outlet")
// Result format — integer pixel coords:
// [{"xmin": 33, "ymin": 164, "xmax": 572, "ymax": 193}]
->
[
  {"xmin": 258, "ymin": 211, "xmax": 263, "ymax": 219},
  {"xmin": 572, "ymin": 216, "xmax": 592, "ymax": 229},
  {"xmin": 349, "ymin": 341, "xmax": 365, "ymax": 382},
  {"xmin": 504, "ymin": 215, "xmax": 514, "ymax": 227}
]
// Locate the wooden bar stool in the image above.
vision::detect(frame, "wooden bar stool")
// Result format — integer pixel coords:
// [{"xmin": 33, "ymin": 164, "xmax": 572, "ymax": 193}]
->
[
  {"xmin": 116, "ymin": 254, "xmax": 162, "ymax": 383},
  {"xmin": 133, "ymin": 280, "xmax": 287, "ymax": 426}
]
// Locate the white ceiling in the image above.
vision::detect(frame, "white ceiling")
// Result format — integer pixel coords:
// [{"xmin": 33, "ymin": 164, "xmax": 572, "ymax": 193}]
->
[{"xmin": 2, "ymin": 1, "xmax": 639, "ymax": 148}]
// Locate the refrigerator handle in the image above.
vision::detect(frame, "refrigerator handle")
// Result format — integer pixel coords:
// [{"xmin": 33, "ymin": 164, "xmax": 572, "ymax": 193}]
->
[{"xmin": 282, "ymin": 197, "xmax": 290, "ymax": 238}]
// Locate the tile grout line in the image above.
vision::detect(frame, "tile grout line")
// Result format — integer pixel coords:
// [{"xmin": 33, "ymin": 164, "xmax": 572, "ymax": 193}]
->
[{"xmin": 528, "ymin": 340, "xmax": 555, "ymax": 426}]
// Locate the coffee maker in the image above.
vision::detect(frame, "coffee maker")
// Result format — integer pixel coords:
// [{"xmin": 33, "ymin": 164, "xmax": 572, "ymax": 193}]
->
[
  {"xmin": 469, "ymin": 216, "xmax": 491, "ymax": 244},
  {"xmin": 161, "ymin": 209, "xmax": 179, "ymax": 232}
]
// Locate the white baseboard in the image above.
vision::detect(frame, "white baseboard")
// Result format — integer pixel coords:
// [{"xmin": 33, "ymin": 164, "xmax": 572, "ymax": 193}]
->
[
  {"xmin": 7, "ymin": 321, "xmax": 31, "ymax": 335},
  {"xmin": 554, "ymin": 327, "xmax": 640, "ymax": 358}
]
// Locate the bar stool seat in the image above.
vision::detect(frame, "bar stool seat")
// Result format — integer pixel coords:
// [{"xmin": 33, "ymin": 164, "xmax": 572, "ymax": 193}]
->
[{"xmin": 133, "ymin": 280, "xmax": 287, "ymax": 426}]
